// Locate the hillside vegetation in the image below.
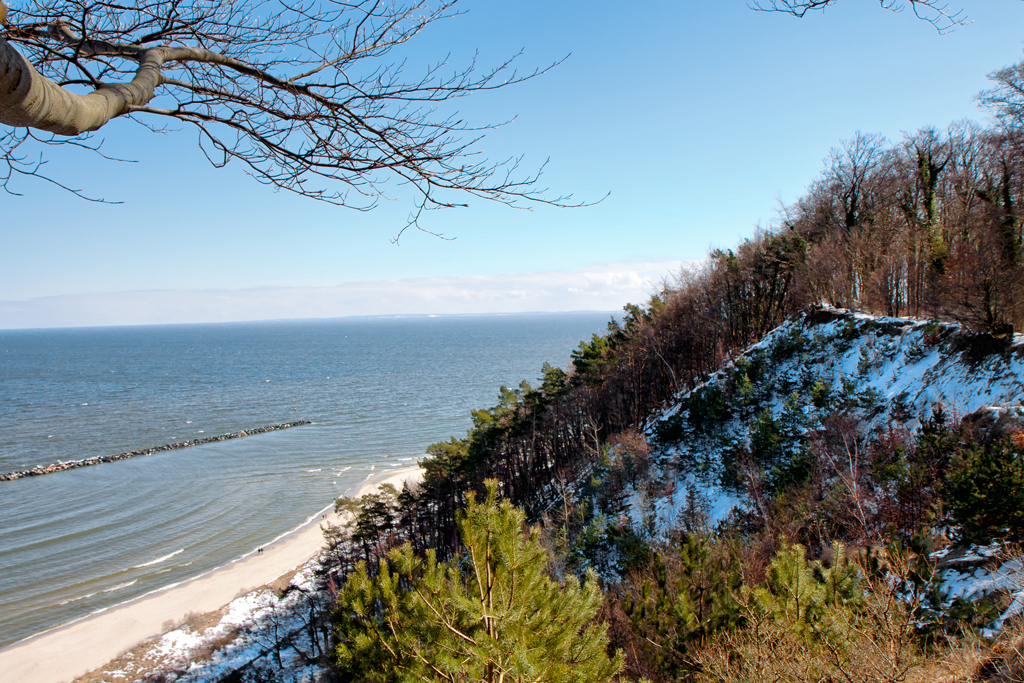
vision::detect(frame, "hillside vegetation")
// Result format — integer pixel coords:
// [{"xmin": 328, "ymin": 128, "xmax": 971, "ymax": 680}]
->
[
  {"xmin": 319, "ymin": 111, "xmax": 1024, "ymax": 682},
  {"xmin": 148, "ymin": 61, "xmax": 1024, "ymax": 683}
]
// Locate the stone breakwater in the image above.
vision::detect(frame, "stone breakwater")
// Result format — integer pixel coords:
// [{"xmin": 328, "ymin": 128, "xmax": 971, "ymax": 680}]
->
[{"xmin": 0, "ymin": 421, "xmax": 313, "ymax": 481}]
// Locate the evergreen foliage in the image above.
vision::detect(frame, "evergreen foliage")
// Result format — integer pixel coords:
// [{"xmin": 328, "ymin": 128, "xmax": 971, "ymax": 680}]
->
[
  {"xmin": 333, "ymin": 481, "xmax": 622, "ymax": 683},
  {"xmin": 943, "ymin": 434, "xmax": 1024, "ymax": 544},
  {"xmin": 335, "ymin": 484, "xmax": 401, "ymax": 564},
  {"xmin": 753, "ymin": 541, "xmax": 861, "ymax": 644},
  {"xmin": 614, "ymin": 535, "xmax": 744, "ymax": 680}
]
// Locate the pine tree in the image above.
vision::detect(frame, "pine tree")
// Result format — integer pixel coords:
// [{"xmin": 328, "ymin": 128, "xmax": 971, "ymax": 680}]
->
[
  {"xmin": 619, "ymin": 534, "xmax": 744, "ymax": 679},
  {"xmin": 334, "ymin": 480, "xmax": 623, "ymax": 683},
  {"xmin": 943, "ymin": 434, "xmax": 1024, "ymax": 543},
  {"xmin": 754, "ymin": 541, "xmax": 861, "ymax": 645}
]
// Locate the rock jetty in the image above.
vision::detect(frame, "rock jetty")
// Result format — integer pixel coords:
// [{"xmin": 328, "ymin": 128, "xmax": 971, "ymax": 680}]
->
[{"xmin": 0, "ymin": 421, "xmax": 313, "ymax": 481}]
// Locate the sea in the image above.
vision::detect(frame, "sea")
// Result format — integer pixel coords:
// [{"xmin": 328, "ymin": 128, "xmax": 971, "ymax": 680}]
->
[{"xmin": 0, "ymin": 312, "xmax": 612, "ymax": 649}]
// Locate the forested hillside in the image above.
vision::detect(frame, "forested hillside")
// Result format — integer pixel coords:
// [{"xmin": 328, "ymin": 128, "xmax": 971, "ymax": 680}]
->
[
  {"xmin": 329, "ymin": 112, "xmax": 1024, "ymax": 560},
  {"xmin": 319, "ymin": 94, "xmax": 1024, "ymax": 682},
  {"xmin": 146, "ymin": 55, "xmax": 1024, "ymax": 683}
]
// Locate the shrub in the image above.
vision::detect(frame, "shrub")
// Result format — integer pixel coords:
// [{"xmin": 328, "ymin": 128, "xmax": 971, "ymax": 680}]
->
[
  {"xmin": 692, "ymin": 542, "xmax": 925, "ymax": 683},
  {"xmin": 688, "ymin": 385, "xmax": 729, "ymax": 434},
  {"xmin": 943, "ymin": 434, "xmax": 1024, "ymax": 544},
  {"xmin": 612, "ymin": 535, "xmax": 744, "ymax": 682},
  {"xmin": 810, "ymin": 378, "xmax": 831, "ymax": 409},
  {"xmin": 770, "ymin": 327, "xmax": 810, "ymax": 363}
]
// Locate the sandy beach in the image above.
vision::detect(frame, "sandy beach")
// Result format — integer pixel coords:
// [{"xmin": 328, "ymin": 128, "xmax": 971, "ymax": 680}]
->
[{"xmin": 0, "ymin": 465, "xmax": 423, "ymax": 683}]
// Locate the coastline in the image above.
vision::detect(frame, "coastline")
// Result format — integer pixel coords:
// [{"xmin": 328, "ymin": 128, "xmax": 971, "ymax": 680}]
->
[{"xmin": 0, "ymin": 464, "xmax": 424, "ymax": 683}]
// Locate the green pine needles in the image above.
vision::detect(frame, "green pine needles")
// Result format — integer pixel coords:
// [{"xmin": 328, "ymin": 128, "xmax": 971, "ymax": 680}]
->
[
  {"xmin": 333, "ymin": 480, "xmax": 623, "ymax": 683},
  {"xmin": 754, "ymin": 541, "xmax": 861, "ymax": 644}
]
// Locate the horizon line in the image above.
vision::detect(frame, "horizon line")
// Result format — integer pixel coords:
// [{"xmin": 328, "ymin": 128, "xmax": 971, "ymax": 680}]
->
[{"xmin": 0, "ymin": 308, "xmax": 622, "ymax": 334}]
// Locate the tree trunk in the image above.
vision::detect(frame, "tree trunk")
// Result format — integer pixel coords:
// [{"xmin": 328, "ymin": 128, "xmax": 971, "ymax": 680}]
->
[{"xmin": 0, "ymin": 33, "xmax": 164, "ymax": 135}]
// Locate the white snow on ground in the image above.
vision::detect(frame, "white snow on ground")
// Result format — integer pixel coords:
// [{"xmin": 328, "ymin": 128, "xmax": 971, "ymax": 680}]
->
[
  {"xmin": 624, "ymin": 308, "xmax": 1024, "ymax": 629},
  {"xmin": 929, "ymin": 544, "xmax": 1024, "ymax": 634},
  {"xmin": 650, "ymin": 476, "xmax": 741, "ymax": 531},
  {"xmin": 643, "ymin": 308, "xmax": 1024, "ymax": 537},
  {"xmin": 181, "ymin": 562, "xmax": 326, "ymax": 683},
  {"xmin": 154, "ymin": 628, "xmax": 207, "ymax": 659},
  {"xmin": 130, "ymin": 560, "xmax": 330, "ymax": 682}
]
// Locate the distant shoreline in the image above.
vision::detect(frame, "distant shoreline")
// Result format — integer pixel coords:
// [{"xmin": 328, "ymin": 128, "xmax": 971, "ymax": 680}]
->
[{"xmin": 0, "ymin": 421, "xmax": 313, "ymax": 481}]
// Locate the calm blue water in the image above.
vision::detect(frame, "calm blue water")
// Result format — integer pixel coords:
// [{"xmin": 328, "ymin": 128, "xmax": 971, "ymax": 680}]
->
[{"xmin": 0, "ymin": 313, "xmax": 611, "ymax": 648}]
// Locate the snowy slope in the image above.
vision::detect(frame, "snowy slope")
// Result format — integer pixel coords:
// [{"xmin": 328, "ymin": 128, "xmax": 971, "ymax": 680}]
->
[
  {"xmin": 639, "ymin": 308, "xmax": 1024, "ymax": 532},
  {"xmin": 608, "ymin": 307, "xmax": 1024, "ymax": 628},
  {"xmin": 658, "ymin": 307, "xmax": 1024, "ymax": 439},
  {"xmin": 92, "ymin": 559, "xmax": 331, "ymax": 683}
]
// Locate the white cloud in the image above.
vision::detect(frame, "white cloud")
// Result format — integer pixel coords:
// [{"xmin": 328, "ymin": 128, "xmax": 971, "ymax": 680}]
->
[{"xmin": 0, "ymin": 260, "xmax": 698, "ymax": 329}]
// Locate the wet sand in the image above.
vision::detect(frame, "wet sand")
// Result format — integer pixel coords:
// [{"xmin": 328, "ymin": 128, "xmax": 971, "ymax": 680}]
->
[{"xmin": 0, "ymin": 465, "xmax": 423, "ymax": 683}]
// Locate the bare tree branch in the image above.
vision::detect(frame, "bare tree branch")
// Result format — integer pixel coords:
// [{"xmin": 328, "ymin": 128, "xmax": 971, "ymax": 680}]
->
[
  {"xmin": 980, "ymin": 60, "xmax": 1024, "ymax": 131},
  {"xmin": 0, "ymin": 126, "xmax": 123, "ymax": 200},
  {"xmin": 749, "ymin": 0, "xmax": 969, "ymax": 33},
  {"xmin": 0, "ymin": 0, "xmax": 577, "ymax": 229}
]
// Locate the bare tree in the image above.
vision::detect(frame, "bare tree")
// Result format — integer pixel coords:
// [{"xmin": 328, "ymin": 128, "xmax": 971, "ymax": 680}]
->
[
  {"xmin": 826, "ymin": 132, "xmax": 889, "ymax": 234},
  {"xmin": 980, "ymin": 60, "xmax": 1024, "ymax": 132},
  {"xmin": 0, "ymin": 0, "xmax": 568, "ymax": 230},
  {"xmin": 750, "ymin": 0, "xmax": 968, "ymax": 33}
]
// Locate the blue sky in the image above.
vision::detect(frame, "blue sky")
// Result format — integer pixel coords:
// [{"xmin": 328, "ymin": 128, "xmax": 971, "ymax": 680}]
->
[{"xmin": 3, "ymin": 0, "xmax": 1024, "ymax": 327}]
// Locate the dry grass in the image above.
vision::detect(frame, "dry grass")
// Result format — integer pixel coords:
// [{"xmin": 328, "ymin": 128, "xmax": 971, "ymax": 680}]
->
[
  {"xmin": 228, "ymin": 567, "xmax": 297, "ymax": 601},
  {"xmin": 69, "ymin": 568, "xmax": 308, "ymax": 683},
  {"xmin": 691, "ymin": 585, "xmax": 926, "ymax": 683},
  {"xmin": 944, "ymin": 618, "xmax": 1024, "ymax": 683},
  {"xmin": 267, "ymin": 569, "xmax": 298, "ymax": 594},
  {"xmin": 71, "ymin": 606, "xmax": 232, "ymax": 683},
  {"xmin": 691, "ymin": 592, "xmax": 1024, "ymax": 683},
  {"xmin": 160, "ymin": 609, "xmax": 220, "ymax": 635}
]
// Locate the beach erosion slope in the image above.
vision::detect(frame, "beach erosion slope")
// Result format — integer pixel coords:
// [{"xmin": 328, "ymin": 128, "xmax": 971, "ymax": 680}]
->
[{"xmin": 0, "ymin": 465, "xmax": 423, "ymax": 683}]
